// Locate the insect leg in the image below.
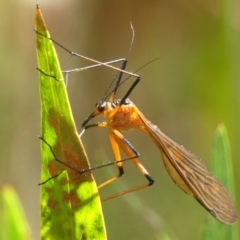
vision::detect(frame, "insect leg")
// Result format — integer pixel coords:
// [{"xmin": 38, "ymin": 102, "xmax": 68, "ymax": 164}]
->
[
  {"xmin": 101, "ymin": 129, "xmax": 154, "ymax": 201},
  {"xmin": 109, "ymin": 59, "xmax": 128, "ymax": 101},
  {"xmin": 80, "ymin": 122, "xmax": 142, "ymax": 190},
  {"xmin": 35, "ymin": 30, "xmax": 139, "ymax": 78},
  {"xmin": 97, "ymin": 130, "xmax": 124, "ymax": 189}
]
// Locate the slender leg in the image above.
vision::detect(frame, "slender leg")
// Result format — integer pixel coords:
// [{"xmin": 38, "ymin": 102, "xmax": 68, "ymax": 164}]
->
[
  {"xmin": 35, "ymin": 30, "xmax": 139, "ymax": 79},
  {"xmin": 109, "ymin": 59, "xmax": 128, "ymax": 101},
  {"xmin": 100, "ymin": 129, "xmax": 154, "ymax": 202}
]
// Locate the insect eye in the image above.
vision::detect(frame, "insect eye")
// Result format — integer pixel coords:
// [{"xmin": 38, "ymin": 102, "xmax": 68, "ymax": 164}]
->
[
  {"xmin": 123, "ymin": 98, "xmax": 130, "ymax": 105},
  {"xmin": 96, "ymin": 100, "xmax": 106, "ymax": 112},
  {"xmin": 111, "ymin": 99, "xmax": 120, "ymax": 108}
]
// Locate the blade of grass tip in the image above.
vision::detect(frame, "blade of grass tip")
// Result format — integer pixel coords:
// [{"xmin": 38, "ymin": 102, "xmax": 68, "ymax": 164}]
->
[
  {"xmin": 0, "ymin": 185, "xmax": 32, "ymax": 240},
  {"xmin": 35, "ymin": 5, "xmax": 106, "ymax": 240},
  {"xmin": 200, "ymin": 123, "xmax": 238, "ymax": 240}
]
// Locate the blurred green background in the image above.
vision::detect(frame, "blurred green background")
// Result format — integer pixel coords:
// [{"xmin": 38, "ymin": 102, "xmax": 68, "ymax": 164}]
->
[{"xmin": 1, "ymin": 1, "xmax": 240, "ymax": 239}]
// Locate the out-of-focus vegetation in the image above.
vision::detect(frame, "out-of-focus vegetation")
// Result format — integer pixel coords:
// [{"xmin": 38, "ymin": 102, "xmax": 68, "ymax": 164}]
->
[{"xmin": 1, "ymin": 1, "xmax": 239, "ymax": 239}]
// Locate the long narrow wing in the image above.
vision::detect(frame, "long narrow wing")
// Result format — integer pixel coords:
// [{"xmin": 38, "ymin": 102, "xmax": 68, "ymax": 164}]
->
[{"xmin": 138, "ymin": 111, "xmax": 237, "ymax": 224}]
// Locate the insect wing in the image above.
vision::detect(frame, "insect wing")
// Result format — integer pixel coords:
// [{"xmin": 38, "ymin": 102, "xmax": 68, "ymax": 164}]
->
[{"xmin": 138, "ymin": 112, "xmax": 237, "ymax": 224}]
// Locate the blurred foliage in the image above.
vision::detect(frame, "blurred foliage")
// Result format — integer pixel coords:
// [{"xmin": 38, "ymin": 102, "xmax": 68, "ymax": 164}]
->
[
  {"xmin": 0, "ymin": 185, "xmax": 32, "ymax": 240},
  {"xmin": 1, "ymin": 1, "xmax": 239, "ymax": 240},
  {"xmin": 200, "ymin": 123, "xmax": 238, "ymax": 240}
]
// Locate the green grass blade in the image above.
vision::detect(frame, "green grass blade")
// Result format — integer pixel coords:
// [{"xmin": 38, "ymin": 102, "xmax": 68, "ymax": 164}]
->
[
  {"xmin": 35, "ymin": 5, "xmax": 106, "ymax": 240},
  {"xmin": 200, "ymin": 123, "xmax": 238, "ymax": 240},
  {"xmin": 0, "ymin": 185, "xmax": 32, "ymax": 240}
]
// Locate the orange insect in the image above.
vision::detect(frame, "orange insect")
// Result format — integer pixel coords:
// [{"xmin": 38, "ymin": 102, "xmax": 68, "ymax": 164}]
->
[
  {"xmin": 79, "ymin": 61, "xmax": 238, "ymax": 224},
  {"xmin": 38, "ymin": 34, "xmax": 237, "ymax": 224}
]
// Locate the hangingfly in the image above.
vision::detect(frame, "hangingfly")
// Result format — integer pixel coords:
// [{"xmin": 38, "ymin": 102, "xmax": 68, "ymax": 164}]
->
[
  {"xmin": 37, "ymin": 32, "xmax": 238, "ymax": 224},
  {"xmin": 80, "ymin": 66, "xmax": 238, "ymax": 225}
]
